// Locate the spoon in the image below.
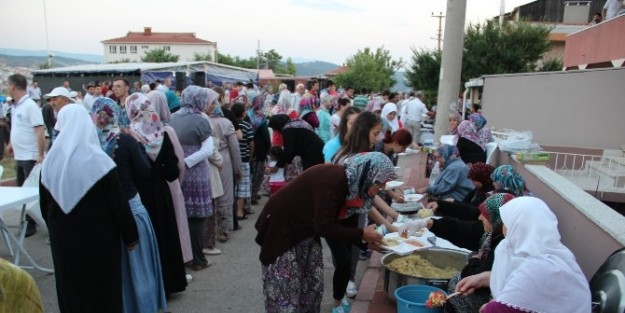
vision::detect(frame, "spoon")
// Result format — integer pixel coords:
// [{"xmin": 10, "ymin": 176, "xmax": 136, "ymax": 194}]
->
[{"xmin": 427, "ymin": 236, "xmax": 437, "ymax": 246}]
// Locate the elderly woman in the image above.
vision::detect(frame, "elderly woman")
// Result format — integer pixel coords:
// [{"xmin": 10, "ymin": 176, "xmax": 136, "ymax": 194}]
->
[
  {"xmin": 255, "ymin": 152, "xmax": 394, "ymax": 313},
  {"xmin": 209, "ymin": 98, "xmax": 242, "ymax": 243},
  {"xmin": 456, "ymin": 197, "xmax": 591, "ymax": 313},
  {"xmin": 457, "ymin": 120, "xmax": 486, "ymax": 165},
  {"xmin": 125, "ymin": 93, "xmax": 188, "ymax": 296},
  {"xmin": 417, "ymin": 144, "xmax": 475, "ymax": 202},
  {"xmin": 169, "ymin": 86, "xmax": 214, "ymax": 271},
  {"xmin": 41, "ymin": 103, "xmax": 140, "ymax": 312},
  {"xmin": 400, "ymin": 193, "xmax": 517, "ymax": 313},
  {"xmin": 448, "ymin": 111, "xmax": 462, "ymax": 135}
]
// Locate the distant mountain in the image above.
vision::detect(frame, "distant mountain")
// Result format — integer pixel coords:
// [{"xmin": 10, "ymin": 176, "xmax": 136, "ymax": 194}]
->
[
  {"xmin": 0, "ymin": 48, "xmax": 103, "ymax": 64},
  {"xmin": 0, "ymin": 54, "xmax": 92, "ymax": 69},
  {"xmin": 294, "ymin": 61, "xmax": 340, "ymax": 76}
]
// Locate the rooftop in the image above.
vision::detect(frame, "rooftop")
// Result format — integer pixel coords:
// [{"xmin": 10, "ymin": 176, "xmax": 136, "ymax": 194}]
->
[{"xmin": 101, "ymin": 27, "xmax": 214, "ymax": 45}]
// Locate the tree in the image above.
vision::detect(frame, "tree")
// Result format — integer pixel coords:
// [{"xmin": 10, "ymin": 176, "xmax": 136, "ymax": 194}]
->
[
  {"xmin": 334, "ymin": 46, "xmax": 404, "ymax": 92},
  {"xmin": 141, "ymin": 48, "xmax": 179, "ymax": 62},
  {"xmin": 193, "ymin": 52, "xmax": 213, "ymax": 62},
  {"xmin": 263, "ymin": 49, "xmax": 283, "ymax": 70},
  {"xmin": 405, "ymin": 21, "xmax": 554, "ymax": 92},
  {"xmin": 461, "ymin": 21, "xmax": 552, "ymax": 82},
  {"xmin": 538, "ymin": 57, "xmax": 563, "ymax": 72},
  {"xmin": 108, "ymin": 58, "xmax": 132, "ymax": 64},
  {"xmin": 404, "ymin": 48, "xmax": 442, "ymax": 92},
  {"xmin": 285, "ymin": 57, "xmax": 297, "ymax": 75}
]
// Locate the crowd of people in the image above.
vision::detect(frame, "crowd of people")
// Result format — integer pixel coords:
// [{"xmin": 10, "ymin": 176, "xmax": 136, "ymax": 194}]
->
[{"xmin": 0, "ymin": 73, "xmax": 592, "ymax": 313}]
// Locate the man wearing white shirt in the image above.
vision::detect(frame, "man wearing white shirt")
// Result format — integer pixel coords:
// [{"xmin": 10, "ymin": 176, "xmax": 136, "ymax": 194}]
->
[
  {"xmin": 400, "ymin": 91, "xmax": 429, "ymax": 145},
  {"xmin": 82, "ymin": 81, "xmax": 97, "ymax": 112},
  {"xmin": 603, "ymin": 0, "xmax": 625, "ymax": 20},
  {"xmin": 27, "ymin": 81, "xmax": 42, "ymax": 106},
  {"xmin": 330, "ymin": 97, "xmax": 351, "ymax": 138},
  {"xmin": 5, "ymin": 74, "xmax": 45, "ymax": 237}
]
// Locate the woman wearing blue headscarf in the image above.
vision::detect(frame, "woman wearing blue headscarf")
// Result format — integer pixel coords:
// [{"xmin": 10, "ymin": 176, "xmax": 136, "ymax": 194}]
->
[{"xmin": 417, "ymin": 144, "xmax": 474, "ymax": 202}]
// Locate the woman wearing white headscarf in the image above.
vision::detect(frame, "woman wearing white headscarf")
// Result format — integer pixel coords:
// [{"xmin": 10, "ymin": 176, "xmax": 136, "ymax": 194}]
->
[
  {"xmin": 381, "ymin": 102, "xmax": 400, "ymax": 132},
  {"xmin": 456, "ymin": 197, "xmax": 591, "ymax": 313},
  {"xmin": 40, "ymin": 104, "xmax": 139, "ymax": 312}
]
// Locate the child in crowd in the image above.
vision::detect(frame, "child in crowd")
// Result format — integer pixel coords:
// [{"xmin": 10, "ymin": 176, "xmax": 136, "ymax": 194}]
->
[
  {"xmin": 266, "ymin": 146, "xmax": 286, "ymax": 195},
  {"xmin": 232, "ymin": 101, "xmax": 255, "ymax": 220}
]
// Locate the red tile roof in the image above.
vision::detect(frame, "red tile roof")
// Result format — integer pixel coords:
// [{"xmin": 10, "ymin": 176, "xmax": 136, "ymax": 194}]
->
[
  {"xmin": 102, "ymin": 31, "xmax": 214, "ymax": 45},
  {"xmin": 325, "ymin": 65, "xmax": 349, "ymax": 76}
]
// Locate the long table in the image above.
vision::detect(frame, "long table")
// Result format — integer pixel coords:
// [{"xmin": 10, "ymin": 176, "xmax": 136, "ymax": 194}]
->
[{"xmin": 0, "ymin": 186, "xmax": 53, "ymax": 273}]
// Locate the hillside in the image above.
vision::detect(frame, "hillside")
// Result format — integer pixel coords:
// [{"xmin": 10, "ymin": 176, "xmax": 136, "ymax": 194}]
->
[
  {"xmin": 0, "ymin": 48, "xmax": 103, "ymax": 64},
  {"xmin": 0, "ymin": 54, "xmax": 92, "ymax": 69},
  {"xmin": 294, "ymin": 61, "xmax": 339, "ymax": 76}
]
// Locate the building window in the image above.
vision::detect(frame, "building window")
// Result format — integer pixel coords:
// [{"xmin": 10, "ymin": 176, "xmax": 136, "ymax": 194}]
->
[
  {"xmin": 120, "ymin": 46, "xmax": 127, "ymax": 54},
  {"xmin": 141, "ymin": 45, "xmax": 149, "ymax": 50},
  {"xmin": 109, "ymin": 46, "xmax": 117, "ymax": 54},
  {"xmin": 130, "ymin": 46, "xmax": 137, "ymax": 54},
  {"xmin": 163, "ymin": 46, "xmax": 171, "ymax": 51}
]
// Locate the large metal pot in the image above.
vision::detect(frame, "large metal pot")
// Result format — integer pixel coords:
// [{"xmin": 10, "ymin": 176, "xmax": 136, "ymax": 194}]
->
[{"xmin": 381, "ymin": 248, "xmax": 468, "ymax": 301}]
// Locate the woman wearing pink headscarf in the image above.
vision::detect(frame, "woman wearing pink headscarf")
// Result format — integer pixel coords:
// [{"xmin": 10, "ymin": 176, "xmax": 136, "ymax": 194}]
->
[{"xmin": 456, "ymin": 120, "xmax": 486, "ymax": 165}]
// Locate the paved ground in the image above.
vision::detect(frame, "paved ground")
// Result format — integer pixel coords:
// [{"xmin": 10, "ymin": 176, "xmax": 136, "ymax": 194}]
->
[{"xmin": 1, "ymin": 194, "xmax": 368, "ymax": 313}]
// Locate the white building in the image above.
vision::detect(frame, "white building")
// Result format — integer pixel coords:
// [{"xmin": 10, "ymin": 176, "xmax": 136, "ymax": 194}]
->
[{"xmin": 101, "ymin": 27, "xmax": 217, "ymax": 63}]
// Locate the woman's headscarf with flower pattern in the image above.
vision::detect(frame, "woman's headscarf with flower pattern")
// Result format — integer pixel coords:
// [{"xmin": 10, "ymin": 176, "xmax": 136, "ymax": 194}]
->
[
  {"xmin": 147, "ymin": 90, "xmax": 171, "ymax": 123},
  {"xmin": 344, "ymin": 152, "xmax": 398, "ymax": 218},
  {"xmin": 468, "ymin": 162, "xmax": 495, "ymax": 194},
  {"xmin": 180, "ymin": 85, "xmax": 210, "ymax": 113},
  {"xmin": 458, "ymin": 120, "xmax": 483, "ymax": 149},
  {"xmin": 91, "ymin": 97, "xmax": 122, "ymax": 157},
  {"xmin": 477, "ymin": 193, "xmax": 516, "ymax": 261},
  {"xmin": 126, "ymin": 92, "xmax": 164, "ymax": 161},
  {"xmin": 435, "ymin": 144, "xmax": 460, "ymax": 168},
  {"xmin": 248, "ymin": 91, "xmax": 267, "ymax": 131},
  {"xmin": 491, "ymin": 165, "xmax": 529, "ymax": 197},
  {"xmin": 469, "ymin": 113, "xmax": 487, "ymax": 131}
]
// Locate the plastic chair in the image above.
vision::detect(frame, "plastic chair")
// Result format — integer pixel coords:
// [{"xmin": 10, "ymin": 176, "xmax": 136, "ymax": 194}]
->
[
  {"xmin": 590, "ymin": 248, "xmax": 625, "ymax": 313},
  {"xmin": 485, "ymin": 142, "xmax": 498, "ymax": 165}
]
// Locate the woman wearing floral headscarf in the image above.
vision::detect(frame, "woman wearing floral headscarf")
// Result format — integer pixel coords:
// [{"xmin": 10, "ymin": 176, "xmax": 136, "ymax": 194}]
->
[
  {"xmin": 169, "ymin": 86, "xmax": 215, "ymax": 271},
  {"xmin": 147, "ymin": 90, "xmax": 171, "ymax": 123},
  {"xmin": 448, "ymin": 111, "xmax": 462, "ymax": 135},
  {"xmin": 469, "ymin": 113, "xmax": 492, "ymax": 147},
  {"xmin": 91, "ymin": 98, "xmax": 170, "ymax": 310},
  {"xmin": 255, "ymin": 152, "xmax": 395, "ymax": 313},
  {"xmin": 491, "ymin": 165, "xmax": 530, "ymax": 197},
  {"xmin": 126, "ymin": 93, "xmax": 188, "ymax": 294},
  {"xmin": 417, "ymin": 144, "xmax": 475, "ymax": 202},
  {"xmin": 298, "ymin": 95, "xmax": 320, "ymax": 129},
  {"xmin": 457, "ymin": 120, "xmax": 486, "ymax": 165}
]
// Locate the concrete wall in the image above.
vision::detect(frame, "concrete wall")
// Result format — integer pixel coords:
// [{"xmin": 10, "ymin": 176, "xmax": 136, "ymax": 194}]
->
[
  {"xmin": 499, "ymin": 152, "xmax": 625, "ymax": 279},
  {"xmin": 481, "ymin": 68, "xmax": 625, "ymax": 150},
  {"xmin": 104, "ymin": 43, "xmax": 216, "ymax": 63}
]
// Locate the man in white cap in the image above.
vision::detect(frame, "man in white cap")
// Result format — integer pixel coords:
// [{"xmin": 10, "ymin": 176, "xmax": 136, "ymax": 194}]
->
[
  {"xmin": 5, "ymin": 74, "xmax": 45, "ymax": 237},
  {"xmin": 43, "ymin": 87, "xmax": 75, "ymax": 148}
]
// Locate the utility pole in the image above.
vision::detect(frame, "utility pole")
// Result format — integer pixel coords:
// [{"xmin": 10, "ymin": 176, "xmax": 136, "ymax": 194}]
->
[
  {"xmin": 433, "ymin": 0, "xmax": 467, "ymax": 141},
  {"xmin": 256, "ymin": 40, "xmax": 261, "ymax": 70},
  {"xmin": 499, "ymin": 0, "xmax": 506, "ymax": 26},
  {"xmin": 43, "ymin": 0, "xmax": 52, "ymax": 68},
  {"xmin": 431, "ymin": 12, "xmax": 445, "ymax": 53}
]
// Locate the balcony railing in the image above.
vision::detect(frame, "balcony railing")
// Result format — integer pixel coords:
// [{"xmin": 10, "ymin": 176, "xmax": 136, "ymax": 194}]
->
[
  {"xmin": 564, "ymin": 14, "xmax": 625, "ymax": 69},
  {"xmin": 542, "ymin": 151, "xmax": 625, "ymax": 192}
]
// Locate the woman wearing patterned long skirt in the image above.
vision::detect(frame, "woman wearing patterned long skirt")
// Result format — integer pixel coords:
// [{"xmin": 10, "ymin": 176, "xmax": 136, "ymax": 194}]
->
[{"xmin": 170, "ymin": 86, "xmax": 215, "ymax": 271}]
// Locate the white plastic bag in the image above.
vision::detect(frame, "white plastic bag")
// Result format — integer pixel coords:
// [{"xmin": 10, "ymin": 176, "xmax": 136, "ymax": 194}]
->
[
  {"xmin": 496, "ymin": 130, "xmax": 539, "ymax": 152},
  {"xmin": 429, "ymin": 161, "xmax": 441, "ymax": 187},
  {"xmin": 23, "ymin": 163, "xmax": 47, "ymax": 232},
  {"xmin": 23, "ymin": 163, "xmax": 41, "ymax": 187}
]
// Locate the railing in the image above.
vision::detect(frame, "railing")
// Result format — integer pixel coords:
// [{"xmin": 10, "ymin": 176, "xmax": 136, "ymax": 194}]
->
[{"xmin": 542, "ymin": 151, "xmax": 625, "ymax": 192}]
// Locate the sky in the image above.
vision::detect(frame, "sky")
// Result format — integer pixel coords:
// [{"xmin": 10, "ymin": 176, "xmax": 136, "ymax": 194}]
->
[{"xmin": 1, "ymin": 0, "xmax": 535, "ymax": 66}]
